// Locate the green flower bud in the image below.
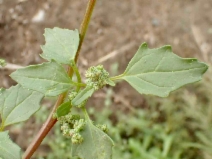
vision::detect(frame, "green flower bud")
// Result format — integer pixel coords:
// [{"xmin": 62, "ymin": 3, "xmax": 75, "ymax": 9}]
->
[
  {"xmin": 64, "ymin": 113, "xmax": 74, "ymax": 124},
  {"xmin": 58, "ymin": 116, "xmax": 67, "ymax": 124},
  {"xmin": 62, "ymin": 129, "xmax": 70, "ymax": 137},
  {"xmin": 85, "ymin": 65, "xmax": 110, "ymax": 90},
  {"xmin": 69, "ymin": 129, "xmax": 75, "ymax": 137},
  {"xmin": 72, "ymin": 133, "xmax": 83, "ymax": 144},
  {"xmin": 74, "ymin": 119, "xmax": 86, "ymax": 132},
  {"xmin": 61, "ymin": 123, "xmax": 69, "ymax": 131},
  {"xmin": 68, "ymin": 91, "xmax": 77, "ymax": 101},
  {"xmin": 97, "ymin": 124, "xmax": 108, "ymax": 133}
]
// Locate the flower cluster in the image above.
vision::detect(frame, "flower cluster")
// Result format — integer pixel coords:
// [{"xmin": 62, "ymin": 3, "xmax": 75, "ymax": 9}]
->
[
  {"xmin": 96, "ymin": 124, "xmax": 108, "ymax": 133},
  {"xmin": 58, "ymin": 113, "xmax": 86, "ymax": 144},
  {"xmin": 85, "ymin": 65, "xmax": 110, "ymax": 90},
  {"xmin": 68, "ymin": 91, "xmax": 78, "ymax": 101}
]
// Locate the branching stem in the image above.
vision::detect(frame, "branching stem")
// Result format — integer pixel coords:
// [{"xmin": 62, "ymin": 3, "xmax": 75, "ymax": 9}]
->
[
  {"xmin": 82, "ymin": 106, "xmax": 91, "ymax": 123},
  {"xmin": 71, "ymin": 60, "xmax": 82, "ymax": 91},
  {"xmin": 23, "ymin": 1, "xmax": 96, "ymax": 158}
]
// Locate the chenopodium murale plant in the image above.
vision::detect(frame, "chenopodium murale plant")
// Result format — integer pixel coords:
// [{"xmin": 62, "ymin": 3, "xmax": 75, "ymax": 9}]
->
[{"xmin": 0, "ymin": 27, "xmax": 208, "ymax": 159}]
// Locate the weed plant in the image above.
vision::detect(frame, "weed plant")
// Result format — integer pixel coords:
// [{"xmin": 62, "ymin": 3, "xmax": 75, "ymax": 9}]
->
[{"xmin": 0, "ymin": 1, "xmax": 209, "ymax": 158}]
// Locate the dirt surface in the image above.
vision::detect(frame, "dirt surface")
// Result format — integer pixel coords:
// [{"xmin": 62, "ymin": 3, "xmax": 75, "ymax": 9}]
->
[{"xmin": 0, "ymin": 0, "xmax": 212, "ymax": 153}]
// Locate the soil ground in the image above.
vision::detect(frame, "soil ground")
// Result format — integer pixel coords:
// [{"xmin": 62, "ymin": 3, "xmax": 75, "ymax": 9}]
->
[{"xmin": 0, "ymin": 0, "xmax": 212, "ymax": 155}]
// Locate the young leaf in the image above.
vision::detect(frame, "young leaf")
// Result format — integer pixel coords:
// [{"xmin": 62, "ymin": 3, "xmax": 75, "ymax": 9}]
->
[
  {"xmin": 71, "ymin": 86, "xmax": 95, "ymax": 106},
  {"xmin": 56, "ymin": 101, "xmax": 71, "ymax": 118},
  {"xmin": 40, "ymin": 28, "xmax": 79, "ymax": 64},
  {"xmin": 0, "ymin": 131, "xmax": 21, "ymax": 159},
  {"xmin": 10, "ymin": 61, "xmax": 74, "ymax": 96},
  {"xmin": 71, "ymin": 121, "xmax": 114, "ymax": 159},
  {"xmin": 120, "ymin": 43, "xmax": 208, "ymax": 97},
  {"xmin": 0, "ymin": 84, "xmax": 43, "ymax": 127}
]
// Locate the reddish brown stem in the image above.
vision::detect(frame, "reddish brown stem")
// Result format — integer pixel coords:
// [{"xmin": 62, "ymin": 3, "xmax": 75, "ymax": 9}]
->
[
  {"xmin": 23, "ymin": 95, "xmax": 65, "ymax": 159},
  {"xmin": 23, "ymin": 0, "xmax": 96, "ymax": 158}
]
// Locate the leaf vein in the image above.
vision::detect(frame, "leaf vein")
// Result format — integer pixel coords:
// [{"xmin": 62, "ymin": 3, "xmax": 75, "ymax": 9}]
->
[
  {"xmin": 4, "ymin": 91, "xmax": 34, "ymax": 124},
  {"xmin": 126, "ymin": 66, "xmax": 205, "ymax": 76},
  {"xmin": 154, "ymin": 49, "xmax": 168, "ymax": 71},
  {"xmin": 135, "ymin": 76, "xmax": 172, "ymax": 88},
  {"xmin": 13, "ymin": 75, "xmax": 73, "ymax": 85},
  {"xmin": 126, "ymin": 53, "xmax": 152, "ymax": 73}
]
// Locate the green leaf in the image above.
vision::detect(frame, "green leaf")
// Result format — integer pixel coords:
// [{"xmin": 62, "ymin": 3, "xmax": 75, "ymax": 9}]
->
[
  {"xmin": 40, "ymin": 28, "xmax": 79, "ymax": 64},
  {"xmin": 0, "ymin": 131, "xmax": 21, "ymax": 159},
  {"xmin": 71, "ymin": 86, "xmax": 95, "ymax": 106},
  {"xmin": 0, "ymin": 84, "xmax": 43, "ymax": 127},
  {"xmin": 56, "ymin": 101, "xmax": 71, "ymax": 118},
  {"xmin": 71, "ymin": 121, "xmax": 114, "ymax": 159},
  {"xmin": 120, "ymin": 43, "xmax": 208, "ymax": 97},
  {"xmin": 10, "ymin": 61, "xmax": 74, "ymax": 96}
]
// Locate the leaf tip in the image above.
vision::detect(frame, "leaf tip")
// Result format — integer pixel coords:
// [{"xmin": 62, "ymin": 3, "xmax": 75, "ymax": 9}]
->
[
  {"xmin": 201, "ymin": 63, "xmax": 209, "ymax": 75},
  {"xmin": 162, "ymin": 45, "xmax": 172, "ymax": 52},
  {"xmin": 158, "ymin": 45, "xmax": 172, "ymax": 52},
  {"xmin": 140, "ymin": 42, "xmax": 148, "ymax": 49},
  {"xmin": 187, "ymin": 58, "xmax": 209, "ymax": 74}
]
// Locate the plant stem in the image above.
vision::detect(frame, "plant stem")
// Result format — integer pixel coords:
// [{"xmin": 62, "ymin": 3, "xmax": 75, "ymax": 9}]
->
[
  {"xmin": 0, "ymin": 123, "xmax": 4, "ymax": 131},
  {"xmin": 23, "ymin": 1, "xmax": 96, "ymax": 158},
  {"xmin": 71, "ymin": 60, "xmax": 82, "ymax": 91},
  {"xmin": 75, "ymin": 0, "xmax": 96, "ymax": 62},
  {"xmin": 72, "ymin": 81, "xmax": 86, "ymax": 88},
  {"xmin": 110, "ymin": 74, "xmax": 125, "ymax": 81},
  {"xmin": 82, "ymin": 106, "xmax": 91, "ymax": 123}
]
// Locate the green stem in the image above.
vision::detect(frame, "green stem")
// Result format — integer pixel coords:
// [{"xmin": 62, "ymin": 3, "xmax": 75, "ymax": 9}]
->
[
  {"xmin": 82, "ymin": 106, "xmax": 91, "ymax": 123},
  {"xmin": 23, "ymin": 1, "xmax": 96, "ymax": 158},
  {"xmin": 72, "ymin": 81, "xmax": 86, "ymax": 87},
  {"xmin": 110, "ymin": 74, "xmax": 125, "ymax": 81},
  {"xmin": 0, "ymin": 123, "xmax": 4, "ymax": 132},
  {"xmin": 71, "ymin": 60, "xmax": 82, "ymax": 91},
  {"xmin": 75, "ymin": 0, "xmax": 97, "ymax": 62}
]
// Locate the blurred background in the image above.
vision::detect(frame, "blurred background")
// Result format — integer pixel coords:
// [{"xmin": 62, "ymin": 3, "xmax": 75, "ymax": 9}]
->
[{"xmin": 0, "ymin": 0, "xmax": 212, "ymax": 159}]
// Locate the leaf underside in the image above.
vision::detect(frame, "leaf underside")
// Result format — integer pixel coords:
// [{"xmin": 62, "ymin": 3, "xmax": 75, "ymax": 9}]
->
[
  {"xmin": 40, "ymin": 27, "xmax": 79, "ymax": 65},
  {"xmin": 0, "ymin": 131, "xmax": 21, "ymax": 159},
  {"xmin": 71, "ymin": 86, "xmax": 95, "ymax": 106},
  {"xmin": 71, "ymin": 121, "xmax": 114, "ymax": 159},
  {"xmin": 0, "ymin": 84, "xmax": 43, "ymax": 127},
  {"xmin": 122, "ymin": 43, "xmax": 208, "ymax": 97},
  {"xmin": 10, "ymin": 61, "xmax": 73, "ymax": 96}
]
